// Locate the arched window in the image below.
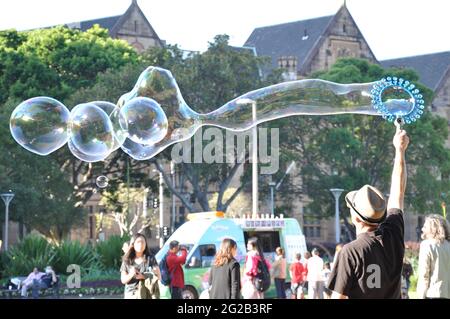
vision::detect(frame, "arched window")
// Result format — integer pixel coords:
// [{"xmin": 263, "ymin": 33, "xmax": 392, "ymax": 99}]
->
[{"xmin": 131, "ymin": 41, "xmax": 145, "ymax": 52}]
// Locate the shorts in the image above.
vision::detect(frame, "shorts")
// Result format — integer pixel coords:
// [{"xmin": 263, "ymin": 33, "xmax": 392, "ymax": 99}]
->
[{"xmin": 290, "ymin": 282, "xmax": 304, "ymax": 297}]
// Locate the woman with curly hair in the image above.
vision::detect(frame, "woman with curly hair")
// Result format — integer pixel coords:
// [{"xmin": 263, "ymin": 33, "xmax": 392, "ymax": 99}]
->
[{"xmin": 417, "ymin": 214, "xmax": 450, "ymax": 299}]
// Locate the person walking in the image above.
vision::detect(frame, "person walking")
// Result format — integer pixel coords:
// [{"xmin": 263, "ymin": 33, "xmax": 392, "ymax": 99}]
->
[
  {"xmin": 307, "ymin": 248, "xmax": 324, "ymax": 299},
  {"xmin": 272, "ymin": 247, "xmax": 287, "ymax": 299},
  {"xmin": 208, "ymin": 238, "xmax": 241, "ymax": 299},
  {"xmin": 289, "ymin": 252, "xmax": 306, "ymax": 299},
  {"xmin": 417, "ymin": 214, "xmax": 450, "ymax": 299}
]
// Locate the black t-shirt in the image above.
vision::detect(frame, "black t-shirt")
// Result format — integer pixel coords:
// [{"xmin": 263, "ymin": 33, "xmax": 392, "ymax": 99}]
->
[{"xmin": 327, "ymin": 208, "xmax": 404, "ymax": 299}]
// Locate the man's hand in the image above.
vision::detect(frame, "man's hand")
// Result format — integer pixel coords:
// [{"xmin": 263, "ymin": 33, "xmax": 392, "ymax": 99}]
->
[{"xmin": 393, "ymin": 121, "xmax": 409, "ymax": 153}]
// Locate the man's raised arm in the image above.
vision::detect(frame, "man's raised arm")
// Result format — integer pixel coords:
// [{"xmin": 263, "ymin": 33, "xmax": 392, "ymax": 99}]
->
[{"xmin": 387, "ymin": 123, "xmax": 409, "ymax": 211}]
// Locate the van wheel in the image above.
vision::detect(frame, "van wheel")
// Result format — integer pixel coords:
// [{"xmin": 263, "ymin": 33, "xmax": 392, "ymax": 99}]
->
[{"xmin": 182, "ymin": 286, "xmax": 198, "ymax": 299}]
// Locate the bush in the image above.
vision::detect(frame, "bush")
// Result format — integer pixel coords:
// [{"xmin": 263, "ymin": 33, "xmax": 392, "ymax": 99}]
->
[
  {"xmin": 82, "ymin": 268, "xmax": 120, "ymax": 282},
  {"xmin": 3, "ymin": 235, "xmax": 55, "ymax": 276},
  {"xmin": 95, "ymin": 235, "xmax": 129, "ymax": 270},
  {"xmin": 53, "ymin": 241, "xmax": 99, "ymax": 274},
  {"xmin": 1, "ymin": 235, "xmax": 124, "ymax": 280},
  {"xmin": 0, "ymin": 251, "xmax": 6, "ymax": 279},
  {"xmin": 405, "ymin": 243, "xmax": 420, "ymax": 293}
]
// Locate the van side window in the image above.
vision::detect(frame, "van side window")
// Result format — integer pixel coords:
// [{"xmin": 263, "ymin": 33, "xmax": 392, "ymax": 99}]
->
[{"xmin": 187, "ymin": 244, "xmax": 216, "ymax": 268}]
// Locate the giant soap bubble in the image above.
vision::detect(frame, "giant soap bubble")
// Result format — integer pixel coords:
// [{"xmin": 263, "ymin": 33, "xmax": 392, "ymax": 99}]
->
[
  {"xmin": 119, "ymin": 97, "xmax": 168, "ymax": 145},
  {"xmin": 10, "ymin": 66, "xmax": 425, "ymax": 162},
  {"xmin": 69, "ymin": 103, "xmax": 115, "ymax": 159},
  {"xmin": 10, "ymin": 97, "xmax": 70, "ymax": 155}
]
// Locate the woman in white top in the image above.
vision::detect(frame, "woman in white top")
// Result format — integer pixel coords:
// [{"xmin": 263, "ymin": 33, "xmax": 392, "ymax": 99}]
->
[{"xmin": 417, "ymin": 214, "xmax": 450, "ymax": 299}]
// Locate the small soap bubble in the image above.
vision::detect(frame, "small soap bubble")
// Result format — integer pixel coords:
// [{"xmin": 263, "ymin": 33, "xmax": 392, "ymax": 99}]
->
[{"xmin": 96, "ymin": 176, "xmax": 109, "ymax": 188}]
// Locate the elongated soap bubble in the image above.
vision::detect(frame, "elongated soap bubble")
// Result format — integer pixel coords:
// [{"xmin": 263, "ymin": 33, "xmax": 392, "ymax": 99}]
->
[
  {"xmin": 119, "ymin": 97, "xmax": 168, "ymax": 145},
  {"xmin": 117, "ymin": 68, "xmax": 424, "ymax": 160},
  {"xmin": 69, "ymin": 103, "xmax": 114, "ymax": 157},
  {"xmin": 10, "ymin": 97, "xmax": 70, "ymax": 155}
]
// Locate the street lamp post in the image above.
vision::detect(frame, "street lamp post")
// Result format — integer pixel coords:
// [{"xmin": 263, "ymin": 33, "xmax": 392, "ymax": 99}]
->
[
  {"xmin": 237, "ymin": 98, "xmax": 258, "ymax": 218},
  {"xmin": 171, "ymin": 161, "xmax": 176, "ymax": 233},
  {"xmin": 269, "ymin": 161, "xmax": 295, "ymax": 216},
  {"xmin": 1, "ymin": 191, "xmax": 15, "ymax": 251},
  {"xmin": 159, "ymin": 171, "xmax": 164, "ymax": 248},
  {"xmin": 268, "ymin": 182, "xmax": 276, "ymax": 215},
  {"xmin": 330, "ymin": 188, "xmax": 344, "ymax": 244}
]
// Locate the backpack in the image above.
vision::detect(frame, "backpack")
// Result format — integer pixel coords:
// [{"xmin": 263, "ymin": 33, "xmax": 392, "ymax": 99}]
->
[
  {"xmin": 254, "ymin": 257, "xmax": 271, "ymax": 292},
  {"xmin": 158, "ymin": 254, "xmax": 172, "ymax": 286}
]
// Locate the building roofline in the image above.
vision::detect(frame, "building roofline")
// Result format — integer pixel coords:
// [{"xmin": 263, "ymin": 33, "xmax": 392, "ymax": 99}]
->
[
  {"xmin": 380, "ymin": 50, "xmax": 450, "ymax": 62},
  {"xmin": 110, "ymin": 0, "xmax": 162, "ymax": 45},
  {"xmin": 252, "ymin": 14, "xmax": 334, "ymax": 32}
]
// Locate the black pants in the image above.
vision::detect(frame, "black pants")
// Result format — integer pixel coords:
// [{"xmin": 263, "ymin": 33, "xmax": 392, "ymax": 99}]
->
[
  {"xmin": 170, "ymin": 286, "xmax": 183, "ymax": 299},
  {"xmin": 274, "ymin": 278, "xmax": 286, "ymax": 299}
]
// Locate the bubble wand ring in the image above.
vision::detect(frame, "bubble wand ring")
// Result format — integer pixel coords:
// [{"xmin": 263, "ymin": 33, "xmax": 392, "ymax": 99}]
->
[{"xmin": 371, "ymin": 76, "xmax": 425, "ymax": 125}]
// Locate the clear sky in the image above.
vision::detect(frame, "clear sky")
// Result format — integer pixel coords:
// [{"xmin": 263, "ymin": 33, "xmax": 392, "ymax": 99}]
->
[{"xmin": 0, "ymin": 0, "xmax": 449, "ymax": 60}]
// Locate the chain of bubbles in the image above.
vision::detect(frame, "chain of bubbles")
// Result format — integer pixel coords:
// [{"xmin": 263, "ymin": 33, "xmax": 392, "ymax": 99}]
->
[{"xmin": 9, "ymin": 66, "xmax": 424, "ymax": 163}]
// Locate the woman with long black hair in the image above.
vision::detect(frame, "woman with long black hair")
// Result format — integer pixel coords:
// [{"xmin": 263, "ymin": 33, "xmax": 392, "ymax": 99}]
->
[
  {"xmin": 120, "ymin": 233, "xmax": 161, "ymax": 299},
  {"xmin": 241, "ymin": 237, "xmax": 271, "ymax": 299}
]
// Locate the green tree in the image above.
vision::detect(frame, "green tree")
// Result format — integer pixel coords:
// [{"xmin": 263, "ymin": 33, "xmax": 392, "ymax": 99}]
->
[{"xmin": 0, "ymin": 26, "xmax": 139, "ymax": 242}]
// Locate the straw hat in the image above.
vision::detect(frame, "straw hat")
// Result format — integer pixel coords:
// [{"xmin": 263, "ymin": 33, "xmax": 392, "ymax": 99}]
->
[{"xmin": 345, "ymin": 185, "xmax": 386, "ymax": 225}]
